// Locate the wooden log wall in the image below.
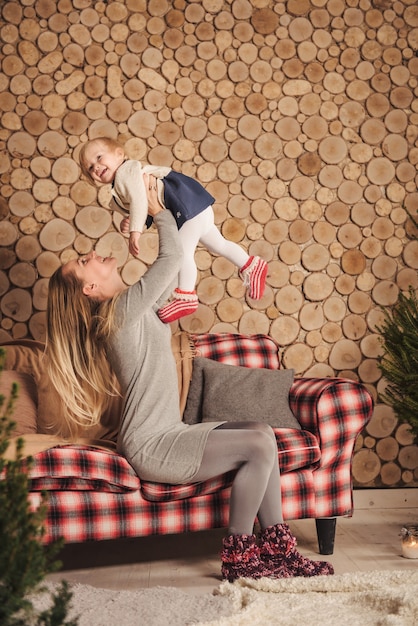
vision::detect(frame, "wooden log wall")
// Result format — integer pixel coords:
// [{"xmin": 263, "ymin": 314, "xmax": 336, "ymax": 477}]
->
[{"xmin": 0, "ymin": 0, "xmax": 417, "ymax": 489}]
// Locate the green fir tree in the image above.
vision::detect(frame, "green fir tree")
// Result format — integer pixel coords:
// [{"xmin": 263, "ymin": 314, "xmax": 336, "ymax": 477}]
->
[
  {"xmin": 377, "ymin": 288, "xmax": 418, "ymax": 441},
  {"xmin": 0, "ymin": 348, "xmax": 78, "ymax": 626}
]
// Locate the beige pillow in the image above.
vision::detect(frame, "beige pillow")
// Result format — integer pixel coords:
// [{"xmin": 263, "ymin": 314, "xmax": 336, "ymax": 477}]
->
[{"xmin": 0, "ymin": 370, "xmax": 37, "ymax": 436}]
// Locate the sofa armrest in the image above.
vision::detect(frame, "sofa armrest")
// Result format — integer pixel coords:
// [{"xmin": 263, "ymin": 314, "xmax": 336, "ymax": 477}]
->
[
  {"xmin": 289, "ymin": 377, "xmax": 374, "ymax": 466},
  {"xmin": 25, "ymin": 445, "xmax": 141, "ymax": 493}
]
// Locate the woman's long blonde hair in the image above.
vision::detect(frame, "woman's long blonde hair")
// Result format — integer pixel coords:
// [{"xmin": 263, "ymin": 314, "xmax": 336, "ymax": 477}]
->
[{"xmin": 46, "ymin": 265, "xmax": 120, "ymax": 438}]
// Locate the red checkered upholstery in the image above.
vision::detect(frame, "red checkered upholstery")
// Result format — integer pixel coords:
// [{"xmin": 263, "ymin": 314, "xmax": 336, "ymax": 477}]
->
[
  {"xmin": 27, "ymin": 445, "xmax": 140, "ymax": 493},
  {"xmin": 22, "ymin": 333, "xmax": 373, "ymax": 546},
  {"xmin": 192, "ymin": 332, "xmax": 280, "ymax": 369}
]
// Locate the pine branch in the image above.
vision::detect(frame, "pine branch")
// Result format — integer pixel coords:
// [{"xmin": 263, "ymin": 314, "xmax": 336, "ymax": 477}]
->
[
  {"xmin": 377, "ymin": 287, "xmax": 418, "ymax": 439},
  {"xmin": 0, "ymin": 350, "xmax": 77, "ymax": 626}
]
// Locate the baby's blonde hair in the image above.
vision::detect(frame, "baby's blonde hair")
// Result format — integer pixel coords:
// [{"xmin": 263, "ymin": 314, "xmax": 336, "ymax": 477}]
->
[{"xmin": 79, "ymin": 137, "xmax": 125, "ymax": 183}]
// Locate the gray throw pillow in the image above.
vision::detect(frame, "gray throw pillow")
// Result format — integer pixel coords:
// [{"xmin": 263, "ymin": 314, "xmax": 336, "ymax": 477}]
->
[{"xmin": 183, "ymin": 357, "xmax": 300, "ymax": 430}]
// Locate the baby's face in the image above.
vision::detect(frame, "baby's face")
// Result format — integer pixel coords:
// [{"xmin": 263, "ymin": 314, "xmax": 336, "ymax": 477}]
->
[{"xmin": 82, "ymin": 142, "xmax": 125, "ymax": 184}]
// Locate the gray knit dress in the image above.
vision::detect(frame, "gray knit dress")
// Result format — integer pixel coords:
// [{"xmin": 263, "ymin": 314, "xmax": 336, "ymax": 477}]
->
[{"xmin": 107, "ymin": 210, "xmax": 221, "ymax": 484}]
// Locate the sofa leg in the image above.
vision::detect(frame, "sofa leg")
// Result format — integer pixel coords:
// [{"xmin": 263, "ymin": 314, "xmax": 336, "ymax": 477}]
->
[{"xmin": 315, "ymin": 518, "xmax": 336, "ymax": 555}]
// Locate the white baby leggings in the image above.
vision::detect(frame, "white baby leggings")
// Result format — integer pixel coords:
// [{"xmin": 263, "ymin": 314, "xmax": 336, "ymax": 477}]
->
[{"xmin": 177, "ymin": 206, "xmax": 250, "ymax": 292}]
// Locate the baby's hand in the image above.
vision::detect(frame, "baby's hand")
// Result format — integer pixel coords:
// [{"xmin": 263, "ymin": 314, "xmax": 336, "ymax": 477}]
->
[
  {"xmin": 120, "ymin": 217, "xmax": 130, "ymax": 235},
  {"xmin": 129, "ymin": 231, "xmax": 141, "ymax": 257}
]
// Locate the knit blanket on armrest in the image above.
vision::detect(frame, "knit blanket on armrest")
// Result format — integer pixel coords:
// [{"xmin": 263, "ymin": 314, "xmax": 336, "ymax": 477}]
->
[{"xmin": 171, "ymin": 330, "xmax": 195, "ymax": 416}]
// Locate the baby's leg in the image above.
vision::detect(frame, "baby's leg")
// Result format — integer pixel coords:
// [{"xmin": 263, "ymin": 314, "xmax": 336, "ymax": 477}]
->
[
  {"xmin": 199, "ymin": 207, "xmax": 268, "ymax": 300},
  {"xmin": 198, "ymin": 207, "xmax": 249, "ymax": 267},
  {"xmin": 157, "ymin": 210, "xmax": 211, "ymax": 323},
  {"xmin": 177, "ymin": 210, "xmax": 212, "ymax": 290}
]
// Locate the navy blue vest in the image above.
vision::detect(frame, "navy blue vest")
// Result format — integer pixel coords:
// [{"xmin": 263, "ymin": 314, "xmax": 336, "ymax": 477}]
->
[{"xmin": 146, "ymin": 171, "xmax": 215, "ymax": 229}]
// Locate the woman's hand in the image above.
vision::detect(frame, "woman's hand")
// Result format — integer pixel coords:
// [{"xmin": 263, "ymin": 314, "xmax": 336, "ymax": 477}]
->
[{"xmin": 144, "ymin": 174, "xmax": 163, "ymax": 217}]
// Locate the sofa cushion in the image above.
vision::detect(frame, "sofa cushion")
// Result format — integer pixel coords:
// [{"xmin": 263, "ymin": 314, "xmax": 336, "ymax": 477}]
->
[
  {"xmin": 191, "ymin": 333, "xmax": 280, "ymax": 369},
  {"xmin": 0, "ymin": 370, "xmax": 38, "ymax": 436},
  {"xmin": 23, "ymin": 426, "xmax": 320, "ymax": 501},
  {"xmin": 140, "ymin": 471, "xmax": 236, "ymax": 502},
  {"xmin": 27, "ymin": 445, "xmax": 140, "ymax": 493},
  {"xmin": 141, "ymin": 428, "xmax": 320, "ymax": 502},
  {"xmin": 183, "ymin": 357, "xmax": 300, "ymax": 429}
]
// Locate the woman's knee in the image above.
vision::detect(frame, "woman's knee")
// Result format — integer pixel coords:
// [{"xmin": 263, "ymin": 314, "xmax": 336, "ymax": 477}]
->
[
  {"xmin": 217, "ymin": 421, "xmax": 273, "ymax": 434},
  {"xmin": 244, "ymin": 422, "xmax": 277, "ymax": 445},
  {"xmin": 245, "ymin": 426, "xmax": 278, "ymax": 467},
  {"xmin": 217, "ymin": 421, "xmax": 276, "ymax": 446},
  {"xmin": 252, "ymin": 422, "xmax": 276, "ymax": 438}
]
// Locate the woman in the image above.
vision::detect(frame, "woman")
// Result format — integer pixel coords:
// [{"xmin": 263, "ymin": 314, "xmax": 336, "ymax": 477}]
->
[{"xmin": 46, "ymin": 175, "xmax": 333, "ymax": 581}]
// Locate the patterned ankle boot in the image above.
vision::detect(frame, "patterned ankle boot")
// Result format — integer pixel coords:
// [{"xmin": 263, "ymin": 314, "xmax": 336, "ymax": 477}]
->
[
  {"xmin": 239, "ymin": 256, "xmax": 268, "ymax": 300},
  {"xmin": 221, "ymin": 533, "xmax": 273, "ymax": 582},
  {"xmin": 259, "ymin": 523, "xmax": 334, "ymax": 578},
  {"xmin": 157, "ymin": 289, "xmax": 199, "ymax": 323}
]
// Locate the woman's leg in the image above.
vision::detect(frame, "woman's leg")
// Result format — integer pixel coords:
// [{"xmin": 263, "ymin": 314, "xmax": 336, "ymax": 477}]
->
[
  {"xmin": 192, "ymin": 422, "xmax": 283, "ymax": 535},
  {"xmin": 194, "ymin": 422, "xmax": 287, "ymax": 582},
  {"xmin": 195, "ymin": 422, "xmax": 335, "ymax": 581}
]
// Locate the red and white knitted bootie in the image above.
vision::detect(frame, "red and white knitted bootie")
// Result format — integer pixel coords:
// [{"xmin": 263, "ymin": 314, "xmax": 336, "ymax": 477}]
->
[
  {"xmin": 157, "ymin": 288, "xmax": 199, "ymax": 323},
  {"xmin": 239, "ymin": 256, "xmax": 268, "ymax": 300},
  {"xmin": 259, "ymin": 523, "xmax": 334, "ymax": 578}
]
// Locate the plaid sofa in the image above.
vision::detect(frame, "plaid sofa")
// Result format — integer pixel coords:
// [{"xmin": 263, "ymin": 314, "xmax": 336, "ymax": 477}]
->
[{"xmin": 12, "ymin": 333, "xmax": 374, "ymax": 555}]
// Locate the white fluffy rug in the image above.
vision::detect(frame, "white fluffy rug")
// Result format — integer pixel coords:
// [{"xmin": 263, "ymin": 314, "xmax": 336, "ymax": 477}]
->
[
  {"xmin": 202, "ymin": 569, "xmax": 418, "ymax": 626},
  {"xmin": 34, "ymin": 570, "xmax": 418, "ymax": 626}
]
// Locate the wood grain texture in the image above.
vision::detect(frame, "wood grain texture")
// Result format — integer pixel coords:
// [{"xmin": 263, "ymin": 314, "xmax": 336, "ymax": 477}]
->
[{"xmin": 0, "ymin": 0, "xmax": 417, "ymax": 488}]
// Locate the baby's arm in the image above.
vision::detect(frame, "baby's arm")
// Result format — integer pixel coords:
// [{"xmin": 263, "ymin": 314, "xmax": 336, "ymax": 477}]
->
[
  {"xmin": 129, "ymin": 231, "xmax": 141, "ymax": 257},
  {"xmin": 113, "ymin": 159, "xmax": 149, "ymax": 233},
  {"xmin": 122, "ymin": 174, "xmax": 181, "ymax": 318},
  {"xmin": 128, "ymin": 174, "xmax": 160, "ymax": 257}
]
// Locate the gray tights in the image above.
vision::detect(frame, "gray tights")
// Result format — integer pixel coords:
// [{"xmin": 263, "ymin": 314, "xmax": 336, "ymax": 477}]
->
[{"xmin": 191, "ymin": 422, "xmax": 284, "ymax": 535}]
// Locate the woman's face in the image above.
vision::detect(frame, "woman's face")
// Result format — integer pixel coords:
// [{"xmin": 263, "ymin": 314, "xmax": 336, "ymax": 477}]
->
[
  {"xmin": 82, "ymin": 141, "xmax": 125, "ymax": 184},
  {"xmin": 64, "ymin": 251, "xmax": 119, "ymax": 300}
]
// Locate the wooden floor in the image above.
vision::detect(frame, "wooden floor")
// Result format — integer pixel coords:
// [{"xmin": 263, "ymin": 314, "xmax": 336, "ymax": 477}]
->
[{"xmin": 47, "ymin": 489, "xmax": 418, "ymax": 595}]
